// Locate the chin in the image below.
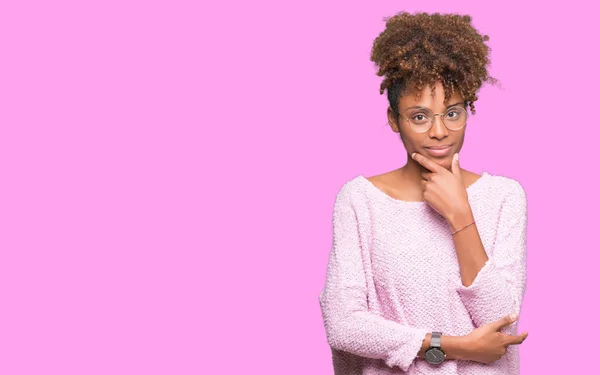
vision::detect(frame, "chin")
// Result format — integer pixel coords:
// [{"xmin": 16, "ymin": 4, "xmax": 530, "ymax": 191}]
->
[{"xmin": 432, "ymin": 157, "xmax": 452, "ymax": 169}]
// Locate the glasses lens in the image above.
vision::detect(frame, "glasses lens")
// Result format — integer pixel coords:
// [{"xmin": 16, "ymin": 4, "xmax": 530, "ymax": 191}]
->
[
  {"xmin": 407, "ymin": 107, "xmax": 468, "ymax": 132},
  {"xmin": 443, "ymin": 107, "xmax": 467, "ymax": 130},
  {"xmin": 408, "ymin": 109, "xmax": 433, "ymax": 133}
]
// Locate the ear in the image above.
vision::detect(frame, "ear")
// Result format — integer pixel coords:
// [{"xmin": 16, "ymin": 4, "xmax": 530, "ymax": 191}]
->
[{"xmin": 387, "ymin": 106, "xmax": 400, "ymax": 133}]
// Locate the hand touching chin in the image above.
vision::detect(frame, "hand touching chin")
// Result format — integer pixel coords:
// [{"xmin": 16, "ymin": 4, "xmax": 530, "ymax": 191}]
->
[{"xmin": 432, "ymin": 155, "xmax": 453, "ymax": 170}]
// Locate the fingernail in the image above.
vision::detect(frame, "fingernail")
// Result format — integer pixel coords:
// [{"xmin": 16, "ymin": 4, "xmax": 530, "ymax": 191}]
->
[
  {"xmin": 510, "ymin": 313, "xmax": 518, "ymax": 320},
  {"xmin": 411, "ymin": 152, "xmax": 416, "ymax": 159},
  {"xmin": 456, "ymin": 153, "xmax": 459, "ymax": 162}
]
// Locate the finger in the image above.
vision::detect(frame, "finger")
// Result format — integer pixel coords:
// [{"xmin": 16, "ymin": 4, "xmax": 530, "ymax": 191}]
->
[
  {"xmin": 451, "ymin": 153, "xmax": 461, "ymax": 177},
  {"xmin": 501, "ymin": 332, "xmax": 528, "ymax": 342},
  {"xmin": 493, "ymin": 313, "xmax": 519, "ymax": 330},
  {"xmin": 421, "ymin": 172, "xmax": 434, "ymax": 181},
  {"xmin": 503, "ymin": 332, "xmax": 528, "ymax": 345},
  {"xmin": 411, "ymin": 152, "xmax": 441, "ymax": 172}
]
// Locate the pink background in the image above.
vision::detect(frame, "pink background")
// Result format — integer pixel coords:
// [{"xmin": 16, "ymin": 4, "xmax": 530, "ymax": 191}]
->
[{"xmin": 0, "ymin": 1, "xmax": 597, "ymax": 374}]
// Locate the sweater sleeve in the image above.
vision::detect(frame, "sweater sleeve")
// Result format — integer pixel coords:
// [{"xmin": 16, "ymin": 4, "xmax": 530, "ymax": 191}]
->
[
  {"xmin": 318, "ymin": 183, "xmax": 429, "ymax": 372},
  {"xmin": 455, "ymin": 180, "xmax": 528, "ymax": 334}
]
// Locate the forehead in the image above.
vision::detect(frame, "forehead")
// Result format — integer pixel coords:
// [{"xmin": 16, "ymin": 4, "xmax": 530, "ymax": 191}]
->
[{"xmin": 399, "ymin": 82, "xmax": 464, "ymax": 109}]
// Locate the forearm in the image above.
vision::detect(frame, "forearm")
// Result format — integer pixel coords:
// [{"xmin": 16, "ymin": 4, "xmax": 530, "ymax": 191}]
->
[
  {"xmin": 416, "ymin": 333, "xmax": 471, "ymax": 360},
  {"xmin": 447, "ymin": 205, "xmax": 488, "ymax": 287},
  {"xmin": 447, "ymin": 202, "xmax": 526, "ymax": 330}
]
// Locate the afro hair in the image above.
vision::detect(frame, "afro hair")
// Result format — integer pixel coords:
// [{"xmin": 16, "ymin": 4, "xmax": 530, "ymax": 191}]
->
[{"xmin": 370, "ymin": 11, "xmax": 500, "ymax": 117}]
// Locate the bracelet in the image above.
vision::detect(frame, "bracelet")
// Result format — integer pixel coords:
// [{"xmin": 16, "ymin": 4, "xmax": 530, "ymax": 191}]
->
[{"xmin": 451, "ymin": 220, "xmax": 475, "ymax": 235}]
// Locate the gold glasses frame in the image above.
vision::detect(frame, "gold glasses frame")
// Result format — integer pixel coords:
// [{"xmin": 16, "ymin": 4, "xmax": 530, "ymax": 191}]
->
[{"xmin": 398, "ymin": 106, "xmax": 469, "ymax": 133}]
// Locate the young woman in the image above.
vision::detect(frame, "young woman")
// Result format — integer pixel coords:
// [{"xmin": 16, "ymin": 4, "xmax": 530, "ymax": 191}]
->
[{"xmin": 318, "ymin": 12, "xmax": 529, "ymax": 375}]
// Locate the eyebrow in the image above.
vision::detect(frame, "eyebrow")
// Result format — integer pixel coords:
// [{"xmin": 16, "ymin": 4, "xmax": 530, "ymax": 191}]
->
[{"xmin": 404, "ymin": 101, "xmax": 465, "ymax": 111}]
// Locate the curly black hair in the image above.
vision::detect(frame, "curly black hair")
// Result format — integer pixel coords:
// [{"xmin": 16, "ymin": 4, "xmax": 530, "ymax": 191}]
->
[{"xmin": 370, "ymin": 11, "xmax": 500, "ymax": 117}]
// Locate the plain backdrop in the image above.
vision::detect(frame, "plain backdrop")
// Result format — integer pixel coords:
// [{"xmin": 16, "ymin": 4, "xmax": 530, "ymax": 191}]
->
[{"xmin": 0, "ymin": 1, "xmax": 598, "ymax": 374}]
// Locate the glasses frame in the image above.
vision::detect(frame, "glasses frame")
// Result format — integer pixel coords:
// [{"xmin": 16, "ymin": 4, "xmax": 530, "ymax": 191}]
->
[{"xmin": 398, "ymin": 105, "xmax": 469, "ymax": 133}]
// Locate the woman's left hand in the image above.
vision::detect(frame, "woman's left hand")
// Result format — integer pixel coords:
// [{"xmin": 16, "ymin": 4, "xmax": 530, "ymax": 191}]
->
[{"xmin": 411, "ymin": 152, "xmax": 471, "ymax": 222}]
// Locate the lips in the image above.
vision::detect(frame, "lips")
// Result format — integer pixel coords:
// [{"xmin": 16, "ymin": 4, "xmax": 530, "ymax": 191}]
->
[
  {"xmin": 424, "ymin": 144, "xmax": 453, "ymax": 157},
  {"xmin": 425, "ymin": 144, "xmax": 453, "ymax": 150}
]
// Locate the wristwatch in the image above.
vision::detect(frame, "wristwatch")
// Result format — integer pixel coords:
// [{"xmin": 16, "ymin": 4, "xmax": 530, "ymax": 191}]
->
[{"xmin": 424, "ymin": 331, "xmax": 446, "ymax": 365}]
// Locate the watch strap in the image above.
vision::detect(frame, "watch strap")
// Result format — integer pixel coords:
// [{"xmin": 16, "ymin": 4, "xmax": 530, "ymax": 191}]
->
[{"xmin": 430, "ymin": 331, "xmax": 442, "ymax": 348}]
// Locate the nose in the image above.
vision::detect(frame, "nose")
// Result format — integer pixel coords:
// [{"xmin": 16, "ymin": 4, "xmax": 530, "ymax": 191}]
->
[{"xmin": 428, "ymin": 115, "xmax": 448, "ymax": 139}]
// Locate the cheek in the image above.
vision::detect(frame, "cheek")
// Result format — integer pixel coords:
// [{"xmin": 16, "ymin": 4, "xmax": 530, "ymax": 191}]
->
[
  {"xmin": 398, "ymin": 133, "xmax": 417, "ymax": 151},
  {"xmin": 399, "ymin": 130, "xmax": 420, "ymax": 145}
]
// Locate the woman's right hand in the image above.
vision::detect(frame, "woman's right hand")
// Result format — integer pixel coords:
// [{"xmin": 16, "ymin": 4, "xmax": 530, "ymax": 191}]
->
[{"xmin": 463, "ymin": 313, "xmax": 529, "ymax": 364}]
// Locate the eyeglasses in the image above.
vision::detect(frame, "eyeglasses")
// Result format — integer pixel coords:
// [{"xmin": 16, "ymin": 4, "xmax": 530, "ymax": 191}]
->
[{"xmin": 398, "ymin": 106, "xmax": 469, "ymax": 133}]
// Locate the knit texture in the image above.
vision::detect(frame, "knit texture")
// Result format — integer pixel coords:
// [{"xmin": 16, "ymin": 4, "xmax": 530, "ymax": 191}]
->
[{"xmin": 318, "ymin": 171, "xmax": 527, "ymax": 374}]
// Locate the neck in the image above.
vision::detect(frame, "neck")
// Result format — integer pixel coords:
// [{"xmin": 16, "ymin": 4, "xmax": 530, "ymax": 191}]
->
[{"xmin": 400, "ymin": 156, "xmax": 460, "ymax": 185}]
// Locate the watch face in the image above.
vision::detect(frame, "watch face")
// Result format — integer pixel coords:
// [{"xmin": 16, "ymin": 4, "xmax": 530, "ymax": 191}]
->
[{"xmin": 425, "ymin": 348, "xmax": 445, "ymax": 365}]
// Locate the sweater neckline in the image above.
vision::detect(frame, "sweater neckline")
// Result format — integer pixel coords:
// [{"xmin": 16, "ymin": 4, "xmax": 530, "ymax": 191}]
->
[{"xmin": 357, "ymin": 171, "xmax": 490, "ymax": 206}]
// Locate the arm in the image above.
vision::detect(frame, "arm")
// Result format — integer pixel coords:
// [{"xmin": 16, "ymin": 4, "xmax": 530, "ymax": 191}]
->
[
  {"xmin": 447, "ymin": 181, "xmax": 528, "ymax": 334},
  {"xmin": 318, "ymin": 183, "xmax": 429, "ymax": 372},
  {"xmin": 416, "ymin": 333, "xmax": 471, "ymax": 360}
]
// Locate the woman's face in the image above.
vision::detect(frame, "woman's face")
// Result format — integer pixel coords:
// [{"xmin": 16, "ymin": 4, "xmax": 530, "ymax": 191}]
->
[{"xmin": 387, "ymin": 81, "xmax": 467, "ymax": 171}]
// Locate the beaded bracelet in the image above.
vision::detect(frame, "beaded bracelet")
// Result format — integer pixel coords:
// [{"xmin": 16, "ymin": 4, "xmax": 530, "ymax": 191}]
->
[{"xmin": 451, "ymin": 221, "xmax": 475, "ymax": 235}]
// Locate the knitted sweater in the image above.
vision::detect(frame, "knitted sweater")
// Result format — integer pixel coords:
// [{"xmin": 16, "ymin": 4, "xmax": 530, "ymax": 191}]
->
[{"xmin": 318, "ymin": 171, "xmax": 528, "ymax": 374}]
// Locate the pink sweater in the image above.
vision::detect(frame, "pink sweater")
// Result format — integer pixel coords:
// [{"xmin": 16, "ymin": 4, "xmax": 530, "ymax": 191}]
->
[{"xmin": 318, "ymin": 171, "xmax": 528, "ymax": 374}]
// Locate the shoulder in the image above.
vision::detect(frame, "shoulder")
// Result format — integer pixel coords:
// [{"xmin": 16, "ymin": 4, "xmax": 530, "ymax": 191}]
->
[
  {"xmin": 485, "ymin": 173, "xmax": 527, "ymax": 211},
  {"xmin": 487, "ymin": 173, "xmax": 526, "ymax": 197},
  {"xmin": 334, "ymin": 175, "xmax": 366, "ymax": 205}
]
